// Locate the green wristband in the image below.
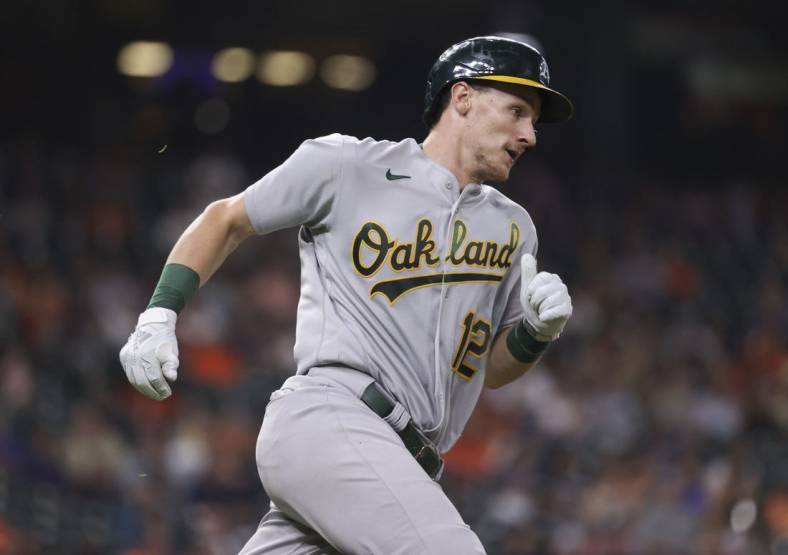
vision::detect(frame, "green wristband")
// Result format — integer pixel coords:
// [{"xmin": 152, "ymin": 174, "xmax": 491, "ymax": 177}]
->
[
  {"xmin": 147, "ymin": 263, "xmax": 200, "ymax": 313},
  {"xmin": 506, "ymin": 320, "xmax": 550, "ymax": 363}
]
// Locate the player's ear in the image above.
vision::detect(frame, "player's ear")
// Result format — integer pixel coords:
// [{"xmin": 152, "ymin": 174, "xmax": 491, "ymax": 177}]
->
[{"xmin": 450, "ymin": 81, "xmax": 473, "ymax": 116}]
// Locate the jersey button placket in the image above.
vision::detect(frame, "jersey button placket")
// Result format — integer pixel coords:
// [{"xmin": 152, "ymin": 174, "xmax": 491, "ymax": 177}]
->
[{"xmin": 433, "ymin": 181, "xmax": 460, "ymax": 435}]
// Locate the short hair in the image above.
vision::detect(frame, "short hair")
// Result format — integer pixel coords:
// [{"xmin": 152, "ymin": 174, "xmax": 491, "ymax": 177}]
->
[{"xmin": 424, "ymin": 81, "xmax": 490, "ymax": 130}]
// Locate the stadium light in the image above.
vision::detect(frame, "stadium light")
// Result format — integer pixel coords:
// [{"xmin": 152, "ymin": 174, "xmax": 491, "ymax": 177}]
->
[
  {"xmin": 212, "ymin": 48, "xmax": 255, "ymax": 83},
  {"xmin": 117, "ymin": 41, "xmax": 174, "ymax": 77},
  {"xmin": 320, "ymin": 55, "xmax": 376, "ymax": 91},
  {"xmin": 257, "ymin": 51, "xmax": 315, "ymax": 86}
]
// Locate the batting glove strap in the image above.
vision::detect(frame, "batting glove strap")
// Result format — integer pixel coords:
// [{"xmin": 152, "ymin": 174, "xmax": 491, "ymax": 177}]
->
[{"xmin": 506, "ymin": 319, "xmax": 550, "ymax": 363}]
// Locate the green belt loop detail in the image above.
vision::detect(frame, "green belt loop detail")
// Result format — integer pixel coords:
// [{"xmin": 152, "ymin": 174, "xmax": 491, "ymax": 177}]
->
[{"xmin": 147, "ymin": 263, "xmax": 201, "ymax": 313}]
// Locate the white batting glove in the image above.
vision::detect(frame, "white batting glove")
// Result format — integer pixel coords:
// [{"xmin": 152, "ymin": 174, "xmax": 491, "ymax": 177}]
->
[
  {"xmin": 519, "ymin": 254, "xmax": 573, "ymax": 342},
  {"xmin": 119, "ymin": 307, "xmax": 180, "ymax": 400}
]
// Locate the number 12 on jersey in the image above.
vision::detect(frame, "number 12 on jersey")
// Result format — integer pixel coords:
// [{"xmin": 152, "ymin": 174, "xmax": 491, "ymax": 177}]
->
[{"xmin": 451, "ymin": 310, "xmax": 492, "ymax": 381}]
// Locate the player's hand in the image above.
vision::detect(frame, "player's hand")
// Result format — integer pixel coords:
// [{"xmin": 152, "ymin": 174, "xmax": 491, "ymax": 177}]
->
[
  {"xmin": 519, "ymin": 254, "xmax": 573, "ymax": 342},
  {"xmin": 119, "ymin": 307, "xmax": 180, "ymax": 400}
]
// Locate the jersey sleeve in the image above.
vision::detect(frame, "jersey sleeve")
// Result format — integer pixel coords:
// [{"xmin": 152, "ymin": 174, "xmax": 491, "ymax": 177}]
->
[{"xmin": 243, "ymin": 134, "xmax": 343, "ymax": 235}]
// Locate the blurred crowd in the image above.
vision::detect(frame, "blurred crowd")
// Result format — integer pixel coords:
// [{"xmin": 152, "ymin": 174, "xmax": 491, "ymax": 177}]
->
[{"xmin": 1, "ymin": 134, "xmax": 787, "ymax": 555}]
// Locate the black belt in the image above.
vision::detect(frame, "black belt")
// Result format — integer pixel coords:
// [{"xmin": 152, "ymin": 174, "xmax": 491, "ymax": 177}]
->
[{"xmin": 360, "ymin": 382, "xmax": 444, "ymax": 480}]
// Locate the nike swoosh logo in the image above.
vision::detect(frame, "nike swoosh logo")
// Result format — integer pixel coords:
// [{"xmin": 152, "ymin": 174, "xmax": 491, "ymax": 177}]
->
[{"xmin": 386, "ymin": 169, "xmax": 411, "ymax": 180}]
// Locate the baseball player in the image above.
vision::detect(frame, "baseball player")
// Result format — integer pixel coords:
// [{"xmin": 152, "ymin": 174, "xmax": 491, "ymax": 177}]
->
[{"xmin": 120, "ymin": 36, "xmax": 574, "ymax": 554}]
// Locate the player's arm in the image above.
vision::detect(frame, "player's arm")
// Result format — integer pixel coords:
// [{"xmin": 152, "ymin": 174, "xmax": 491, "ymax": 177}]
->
[
  {"xmin": 120, "ymin": 135, "xmax": 342, "ymax": 400},
  {"xmin": 119, "ymin": 193, "xmax": 256, "ymax": 400},
  {"xmin": 485, "ymin": 326, "xmax": 538, "ymax": 388},
  {"xmin": 167, "ymin": 193, "xmax": 256, "ymax": 283},
  {"xmin": 484, "ymin": 254, "xmax": 572, "ymax": 389}
]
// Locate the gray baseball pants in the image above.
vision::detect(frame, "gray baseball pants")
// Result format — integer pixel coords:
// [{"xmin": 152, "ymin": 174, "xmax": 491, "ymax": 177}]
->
[{"xmin": 238, "ymin": 368, "xmax": 485, "ymax": 554}]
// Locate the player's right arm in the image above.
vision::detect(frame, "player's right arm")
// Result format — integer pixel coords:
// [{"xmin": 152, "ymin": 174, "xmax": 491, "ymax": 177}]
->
[
  {"xmin": 119, "ymin": 193, "xmax": 256, "ymax": 401},
  {"xmin": 167, "ymin": 193, "xmax": 256, "ymax": 284},
  {"xmin": 119, "ymin": 134, "xmax": 343, "ymax": 401}
]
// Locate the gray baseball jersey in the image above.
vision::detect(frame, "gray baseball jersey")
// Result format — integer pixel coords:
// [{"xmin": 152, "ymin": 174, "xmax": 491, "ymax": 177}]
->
[{"xmin": 243, "ymin": 133, "xmax": 537, "ymax": 453}]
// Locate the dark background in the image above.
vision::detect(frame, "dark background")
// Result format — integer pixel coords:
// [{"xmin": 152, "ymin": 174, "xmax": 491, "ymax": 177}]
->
[{"xmin": 1, "ymin": 1, "xmax": 787, "ymax": 553}]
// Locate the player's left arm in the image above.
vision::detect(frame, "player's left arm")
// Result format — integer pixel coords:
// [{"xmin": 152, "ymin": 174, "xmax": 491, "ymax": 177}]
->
[
  {"xmin": 485, "ymin": 326, "xmax": 537, "ymax": 388},
  {"xmin": 484, "ymin": 254, "xmax": 572, "ymax": 389}
]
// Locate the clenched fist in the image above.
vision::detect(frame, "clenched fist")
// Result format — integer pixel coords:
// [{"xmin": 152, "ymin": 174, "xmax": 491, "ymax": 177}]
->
[
  {"xmin": 119, "ymin": 307, "xmax": 180, "ymax": 400},
  {"xmin": 519, "ymin": 254, "xmax": 573, "ymax": 342}
]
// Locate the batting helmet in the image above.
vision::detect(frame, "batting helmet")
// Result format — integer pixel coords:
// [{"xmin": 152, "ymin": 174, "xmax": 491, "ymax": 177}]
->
[{"xmin": 423, "ymin": 36, "xmax": 574, "ymax": 126}]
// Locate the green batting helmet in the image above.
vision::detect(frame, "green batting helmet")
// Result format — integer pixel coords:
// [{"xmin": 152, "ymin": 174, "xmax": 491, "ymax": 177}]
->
[{"xmin": 423, "ymin": 35, "xmax": 574, "ymax": 126}]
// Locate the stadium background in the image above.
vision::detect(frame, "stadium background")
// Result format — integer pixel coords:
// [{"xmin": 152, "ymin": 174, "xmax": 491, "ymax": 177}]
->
[{"xmin": 1, "ymin": 1, "xmax": 787, "ymax": 553}]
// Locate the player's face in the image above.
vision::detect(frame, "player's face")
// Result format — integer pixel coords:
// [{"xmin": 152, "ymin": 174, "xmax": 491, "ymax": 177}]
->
[{"xmin": 464, "ymin": 84, "xmax": 541, "ymax": 183}]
